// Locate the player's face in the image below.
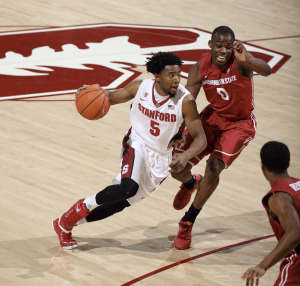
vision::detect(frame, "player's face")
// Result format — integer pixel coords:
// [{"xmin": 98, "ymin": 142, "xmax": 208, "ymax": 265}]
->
[
  {"xmin": 209, "ymin": 33, "xmax": 234, "ymax": 69},
  {"xmin": 155, "ymin": 65, "xmax": 181, "ymax": 97}
]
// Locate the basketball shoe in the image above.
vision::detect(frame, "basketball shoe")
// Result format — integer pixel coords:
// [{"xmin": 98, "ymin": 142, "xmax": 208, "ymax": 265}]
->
[
  {"xmin": 173, "ymin": 174, "xmax": 202, "ymax": 210},
  {"xmin": 53, "ymin": 218, "xmax": 77, "ymax": 249},
  {"xmin": 174, "ymin": 219, "xmax": 193, "ymax": 250},
  {"xmin": 58, "ymin": 199, "xmax": 90, "ymax": 233}
]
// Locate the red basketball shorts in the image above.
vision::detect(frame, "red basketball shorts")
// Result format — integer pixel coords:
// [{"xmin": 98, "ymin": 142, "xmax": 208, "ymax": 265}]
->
[
  {"xmin": 174, "ymin": 105, "xmax": 256, "ymax": 168},
  {"xmin": 274, "ymin": 251, "xmax": 300, "ymax": 286}
]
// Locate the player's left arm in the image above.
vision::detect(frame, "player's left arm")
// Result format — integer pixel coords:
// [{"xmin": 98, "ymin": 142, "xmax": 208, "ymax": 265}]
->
[
  {"xmin": 169, "ymin": 94, "xmax": 207, "ymax": 173},
  {"xmin": 242, "ymin": 192, "xmax": 300, "ymax": 285},
  {"xmin": 234, "ymin": 41, "xmax": 272, "ymax": 78}
]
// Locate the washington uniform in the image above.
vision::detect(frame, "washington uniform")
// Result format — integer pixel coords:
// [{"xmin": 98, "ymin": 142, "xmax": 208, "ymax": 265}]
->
[
  {"xmin": 175, "ymin": 52, "xmax": 256, "ymax": 168},
  {"xmin": 262, "ymin": 178, "xmax": 300, "ymax": 286}
]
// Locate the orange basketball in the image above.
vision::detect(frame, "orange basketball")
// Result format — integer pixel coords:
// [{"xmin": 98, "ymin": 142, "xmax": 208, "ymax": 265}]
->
[{"xmin": 75, "ymin": 85, "xmax": 110, "ymax": 120}]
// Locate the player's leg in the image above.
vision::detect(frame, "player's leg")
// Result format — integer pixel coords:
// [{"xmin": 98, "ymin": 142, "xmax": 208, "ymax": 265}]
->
[
  {"xmin": 58, "ymin": 152, "xmax": 140, "ymax": 234},
  {"xmin": 174, "ymin": 115, "xmax": 256, "ymax": 250},
  {"xmin": 53, "ymin": 132, "xmax": 141, "ymax": 249},
  {"xmin": 192, "ymin": 156, "xmax": 225, "ymax": 210},
  {"xmin": 172, "ymin": 129, "xmax": 209, "ymax": 210},
  {"xmin": 174, "ymin": 156, "xmax": 225, "ymax": 250},
  {"xmin": 86, "ymin": 199, "xmax": 131, "ymax": 222},
  {"xmin": 172, "ymin": 106, "xmax": 215, "ymax": 211}
]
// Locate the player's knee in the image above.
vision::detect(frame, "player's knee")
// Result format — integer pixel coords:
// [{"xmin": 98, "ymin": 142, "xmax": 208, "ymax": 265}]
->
[
  {"xmin": 206, "ymin": 157, "xmax": 225, "ymax": 177},
  {"xmin": 121, "ymin": 178, "xmax": 139, "ymax": 199}
]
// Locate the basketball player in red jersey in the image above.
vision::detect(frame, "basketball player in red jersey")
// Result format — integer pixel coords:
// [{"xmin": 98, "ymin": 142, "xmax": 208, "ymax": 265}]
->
[
  {"xmin": 52, "ymin": 52, "xmax": 207, "ymax": 249},
  {"xmin": 242, "ymin": 141, "xmax": 300, "ymax": 286},
  {"xmin": 172, "ymin": 26, "xmax": 272, "ymax": 249}
]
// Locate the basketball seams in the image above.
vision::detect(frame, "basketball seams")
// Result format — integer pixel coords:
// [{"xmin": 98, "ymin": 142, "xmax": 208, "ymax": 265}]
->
[
  {"xmin": 76, "ymin": 87, "xmax": 101, "ymax": 103},
  {"xmin": 79, "ymin": 89, "xmax": 106, "ymax": 115},
  {"xmin": 92, "ymin": 93, "xmax": 109, "ymax": 120}
]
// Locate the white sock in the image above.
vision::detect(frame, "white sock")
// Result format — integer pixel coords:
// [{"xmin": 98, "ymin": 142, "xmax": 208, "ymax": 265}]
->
[
  {"xmin": 76, "ymin": 218, "xmax": 87, "ymax": 225},
  {"xmin": 83, "ymin": 195, "xmax": 98, "ymax": 211}
]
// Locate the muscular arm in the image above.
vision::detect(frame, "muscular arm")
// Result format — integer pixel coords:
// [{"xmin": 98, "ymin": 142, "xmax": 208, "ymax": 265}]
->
[
  {"xmin": 257, "ymin": 192, "xmax": 300, "ymax": 270},
  {"xmin": 242, "ymin": 192, "xmax": 300, "ymax": 285},
  {"xmin": 108, "ymin": 80, "xmax": 142, "ymax": 105},
  {"xmin": 185, "ymin": 61, "xmax": 202, "ymax": 99},
  {"xmin": 234, "ymin": 41, "xmax": 272, "ymax": 78},
  {"xmin": 169, "ymin": 94, "xmax": 207, "ymax": 173}
]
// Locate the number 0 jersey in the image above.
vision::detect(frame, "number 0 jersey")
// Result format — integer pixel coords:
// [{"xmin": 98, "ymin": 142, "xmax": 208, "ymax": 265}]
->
[
  {"xmin": 130, "ymin": 79, "xmax": 189, "ymax": 153},
  {"xmin": 200, "ymin": 52, "xmax": 254, "ymax": 121}
]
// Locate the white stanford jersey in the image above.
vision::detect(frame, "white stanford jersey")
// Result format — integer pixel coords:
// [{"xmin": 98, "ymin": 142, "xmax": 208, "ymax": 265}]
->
[{"xmin": 130, "ymin": 79, "xmax": 189, "ymax": 153}]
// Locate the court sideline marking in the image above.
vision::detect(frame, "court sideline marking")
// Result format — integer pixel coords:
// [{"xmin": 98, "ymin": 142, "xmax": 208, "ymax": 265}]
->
[{"xmin": 121, "ymin": 234, "xmax": 275, "ymax": 285}]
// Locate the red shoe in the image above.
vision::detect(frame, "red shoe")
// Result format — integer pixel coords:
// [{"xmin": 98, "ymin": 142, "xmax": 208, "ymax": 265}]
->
[
  {"xmin": 173, "ymin": 174, "xmax": 202, "ymax": 210},
  {"xmin": 58, "ymin": 199, "xmax": 90, "ymax": 233},
  {"xmin": 53, "ymin": 218, "xmax": 77, "ymax": 249},
  {"xmin": 174, "ymin": 220, "xmax": 193, "ymax": 250}
]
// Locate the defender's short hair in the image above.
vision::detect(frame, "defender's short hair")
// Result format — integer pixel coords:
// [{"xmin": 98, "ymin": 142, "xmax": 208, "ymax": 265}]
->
[
  {"xmin": 260, "ymin": 141, "xmax": 290, "ymax": 173},
  {"xmin": 212, "ymin": 26, "xmax": 235, "ymax": 40}
]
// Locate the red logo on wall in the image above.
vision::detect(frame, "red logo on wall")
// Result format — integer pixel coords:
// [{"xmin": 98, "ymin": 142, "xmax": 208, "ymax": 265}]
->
[{"xmin": 0, "ymin": 23, "xmax": 290, "ymax": 100}]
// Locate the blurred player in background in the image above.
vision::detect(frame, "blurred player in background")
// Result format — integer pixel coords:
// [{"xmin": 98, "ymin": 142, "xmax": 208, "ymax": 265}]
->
[{"xmin": 242, "ymin": 141, "xmax": 300, "ymax": 286}]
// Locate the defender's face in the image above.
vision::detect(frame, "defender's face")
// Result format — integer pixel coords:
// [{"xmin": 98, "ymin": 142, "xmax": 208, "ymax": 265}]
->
[
  {"xmin": 209, "ymin": 33, "xmax": 234, "ymax": 69},
  {"xmin": 155, "ymin": 65, "xmax": 181, "ymax": 97}
]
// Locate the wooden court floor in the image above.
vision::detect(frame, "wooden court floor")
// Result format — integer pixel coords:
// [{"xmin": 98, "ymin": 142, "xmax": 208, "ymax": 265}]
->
[{"xmin": 0, "ymin": 1, "xmax": 299, "ymax": 285}]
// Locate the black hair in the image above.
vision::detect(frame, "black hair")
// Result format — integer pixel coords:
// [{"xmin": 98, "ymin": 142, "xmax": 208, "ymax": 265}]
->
[
  {"xmin": 146, "ymin": 52, "xmax": 183, "ymax": 75},
  {"xmin": 212, "ymin": 26, "xmax": 235, "ymax": 41},
  {"xmin": 260, "ymin": 141, "xmax": 290, "ymax": 173}
]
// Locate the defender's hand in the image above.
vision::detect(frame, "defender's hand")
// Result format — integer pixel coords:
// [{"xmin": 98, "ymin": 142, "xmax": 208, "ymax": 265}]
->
[{"xmin": 169, "ymin": 153, "xmax": 188, "ymax": 173}]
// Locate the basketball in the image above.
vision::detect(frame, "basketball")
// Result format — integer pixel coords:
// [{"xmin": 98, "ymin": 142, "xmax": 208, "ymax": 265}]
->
[{"xmin": 75, "ymin": 84, "xmax": 110, "ymax": 120}]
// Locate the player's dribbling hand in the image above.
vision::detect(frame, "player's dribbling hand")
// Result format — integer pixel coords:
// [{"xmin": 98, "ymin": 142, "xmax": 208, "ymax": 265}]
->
[
  {"xmin": 241, "ymin": 266, "xmax": 266, "ymax": 286},
  {"xmin": 75, "ymin": 84, "xmax": 100, "ymax": 98}
]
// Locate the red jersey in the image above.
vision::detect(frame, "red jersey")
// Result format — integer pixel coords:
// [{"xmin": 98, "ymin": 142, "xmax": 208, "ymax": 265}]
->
[
  {"xmin": 200, "ymin": 52, "xmax": 254, "ymax": 121},
  {"xmin": 262, "ymin": 177, "xmax": 300, "ymax": 254}
]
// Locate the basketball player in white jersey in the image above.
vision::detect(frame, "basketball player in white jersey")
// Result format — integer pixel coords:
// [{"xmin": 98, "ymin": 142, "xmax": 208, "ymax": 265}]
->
[{"xmin": 52, "ymin": 52, "xmax": 207, "ymax": 249}]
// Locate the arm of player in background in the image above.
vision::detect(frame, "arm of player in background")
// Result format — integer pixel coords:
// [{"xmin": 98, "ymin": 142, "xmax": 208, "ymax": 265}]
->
[
  {"xmin": 108, "ymin": 79, "xmax": 142, "ymax": 105},
  {"xmin": 233, "ymin": 41, "xmax": 272, "ymax": 77},
  {"xmin": 241, "ymin": 192, "xmax": 300, "ymax": 285},
  {"xmin": 185, "ymin": 61, "xmax": 202, "ymax": 100},
  {"xmin": 169, "ymin": 94, "xmax": 207, "ymax": 173}
]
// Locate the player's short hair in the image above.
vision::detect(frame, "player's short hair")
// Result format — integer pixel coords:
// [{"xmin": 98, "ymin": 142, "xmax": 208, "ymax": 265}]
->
[
  {"xmin": 260, "ymin": 141, "xmax": 290, "ymax": 173},
  {"xmin": 212, "ymin": 26, "xmax": 235, "ymax": 41},
  {"xmin": 146, "ymin": 52, "xmax": 183, "ymax": 75}
]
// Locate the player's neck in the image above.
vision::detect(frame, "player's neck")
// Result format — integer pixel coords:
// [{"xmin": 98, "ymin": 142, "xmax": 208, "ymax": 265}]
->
[
  {"xmin": 268, "ymin": 171, "xmax": 291, "ymax": 186},
  {"xmin": 154, "ymin": 84, "xmax": 168, "ymax": 98}
]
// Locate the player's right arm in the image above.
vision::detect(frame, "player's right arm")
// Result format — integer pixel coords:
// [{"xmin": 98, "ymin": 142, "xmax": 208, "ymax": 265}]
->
[
  {"xmin": 185, "ymin": 61, "xmax": 202, "ymax": 100},
  {"xmin": 108, "ymin": 80, "xmax": 142, "ymax": 105},
  {"xmin": 234, "ymin": 42, "xmax": 272, "ymax": 78}
]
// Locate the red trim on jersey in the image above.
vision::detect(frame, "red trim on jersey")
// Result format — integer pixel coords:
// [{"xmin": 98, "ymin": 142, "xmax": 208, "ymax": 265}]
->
[{"xmin": 151, "ymin": 82, "xmax": 171, "ymax": 108}]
